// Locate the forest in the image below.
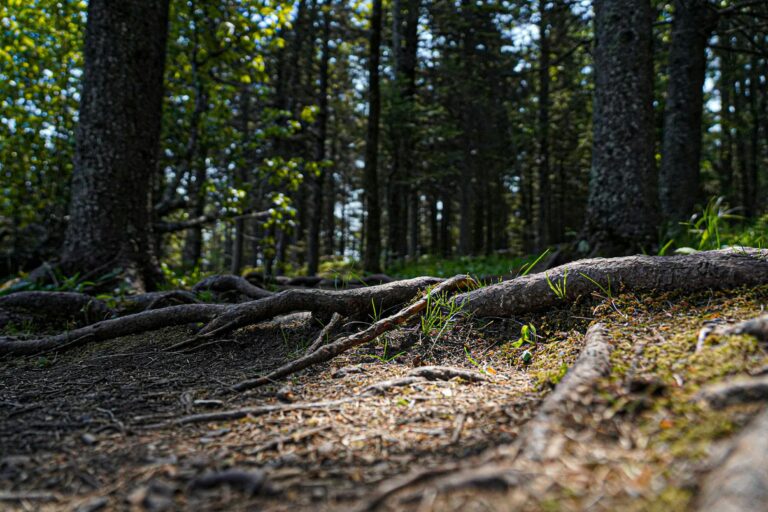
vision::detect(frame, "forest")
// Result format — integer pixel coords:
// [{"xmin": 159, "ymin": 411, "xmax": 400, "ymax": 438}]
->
[{"xmin": 1, "ymin": 0, "xmax": 768, "ymax": 511}]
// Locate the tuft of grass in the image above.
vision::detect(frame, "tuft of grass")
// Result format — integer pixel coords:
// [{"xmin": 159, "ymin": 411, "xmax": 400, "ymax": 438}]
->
[
  {"xmin": 420, "ymin": 291, "xmax": 467, "ymax": 343},
  {"xmin": 545, "ymin": 268, "xmax": 569, "ymax": 300}
]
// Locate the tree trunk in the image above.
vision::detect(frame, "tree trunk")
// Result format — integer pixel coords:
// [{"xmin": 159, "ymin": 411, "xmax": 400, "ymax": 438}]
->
[
  {"xmin": 659, "ymin": 0, "xmax": 718, "ymax": 223},
  {"xmin": 537, "ymin": 0, "xmax": 551, "ymax": 249},
  {"xmin": 362, "ymin": 0, "xmax": 383, "ymax": 273},
  {"xmin": 61, "ymin": 0, "xmax": 170, "ymax": 291},
  {"xmin": 307, "ymin": 3, "xmax": 332, "ymax": 276},
  {"xmin": 585, "ymin": 0, "xmax": 658, "ymax": 256}
]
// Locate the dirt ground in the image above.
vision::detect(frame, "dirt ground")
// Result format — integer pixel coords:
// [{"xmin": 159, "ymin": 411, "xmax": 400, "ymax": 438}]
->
[{"xmin": 1, "ymin": 286, "xmax": 767, "ymax": 511}]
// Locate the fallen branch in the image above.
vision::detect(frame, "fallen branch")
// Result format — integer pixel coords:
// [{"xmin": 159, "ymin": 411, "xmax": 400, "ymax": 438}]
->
[
  {"xmin": 409, "ymin": 366, "xmax": 489, "ymax": 382},
  {"xmin": 305, "ymin": 312, "xmax": 345, "ymax": 354},
  {"xmin": 457, "ymin": 248, "xmax": 768, "ymax": 318},
  {"xmin": 230, "ymin": 275, "xmax": 475, "ymax": 392}
]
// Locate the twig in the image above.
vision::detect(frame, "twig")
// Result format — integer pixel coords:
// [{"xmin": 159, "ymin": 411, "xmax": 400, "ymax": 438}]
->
[
  {"xmin": 231, "ymin": 275, "xmax": 475, "ymax": 392},
  {"xmin": 306, "ymin": 313, "xmax": 345, "ymax": 354},
  {"xmin": 142, "ymin": 398, "xmax": 354, "ymax": 429}
]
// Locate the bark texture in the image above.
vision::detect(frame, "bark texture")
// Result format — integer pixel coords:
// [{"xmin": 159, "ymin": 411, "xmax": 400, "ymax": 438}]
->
[
  {"xmin": 457, "ymin": 249, "xmax": 768, "ymax": 318},
  {"xmin": 659, "ymin": 0, "xmax": 718, "ymax": 222},
  {"xmin": 61, "ymin": 0, "xmax": 170, "ymax": 290},
  {"xmin": 585, "ymin": 0, "xmax": 658, "ymax": 255},
  {"xmin": 362, "ymin": 0, "xmax": 383, "ymax": 273}
]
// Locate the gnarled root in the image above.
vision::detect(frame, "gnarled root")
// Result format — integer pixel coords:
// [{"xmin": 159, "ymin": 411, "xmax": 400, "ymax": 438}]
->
[
  {"xmin": 229, "ymin": 275, "xmax": 475, "ymax": 392},
  {"xmin": 0, "ymin": 276, "xmax": 443, "ymax": 357}
]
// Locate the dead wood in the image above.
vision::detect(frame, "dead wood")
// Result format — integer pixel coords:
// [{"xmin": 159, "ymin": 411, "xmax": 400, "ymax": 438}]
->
[
  {"xmin": 192, "ymin": 274, "xmax": 273, "ymax": 300},
  {"xmin": 229, "ymin": 275, "xmax": 475, "ymax": 392},
  {"xmin": 696, "ymin": 375, "xmax": 768, "ymax": 409},
  {"xmin": 519, "ymin": 323, "xmax": 613, "ymax": 461},
  {"xmin": 457, "ymin": 248, "xmax": 768, "ymax": 318},
  {"xmin": 305, "ymin": 312, "xmax": 345, "ymax": 354},
  {"xmin": 364, "ymin": 376, "xmax": 428, "ymax": 395},
  {"xmin": 409, "ymin": 366, "xmax": 489, "ymax": 382},
  {"xmin": 697, "ymin": 407, "xmax": 768, "ymax": 512}
]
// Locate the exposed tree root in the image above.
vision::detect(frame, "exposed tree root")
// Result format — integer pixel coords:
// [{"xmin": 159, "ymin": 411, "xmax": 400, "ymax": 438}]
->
[
  {"xmin": 0, "ymin": 303, "xmax": 229, "ymax": 356},
  {"xmin": 0, "ymin": 291, "xmax": 113, "ymax": 328},
  {"xmin": 0, "ymin": 277, "xmax": 442, "ymax": 357},
  {"xmin": 696, "ymin": 313, "xmax": 768, "ymax": 352},
  {"xmin": 518, "ymin": 323, "xmax": 613, "ymax": 461},
  {"xmin": 116, "ymin": 290, "xmax": 201, "ymax": 313},
  {"xmin": 457, "ymin": 248, "xmax": 768, "ymax": 317},
  {"xmin": 192, "ymin": 275, "xmax": 272, "ymax": 300},
  {"xmin": 229, "ymin": 275, "xmax": 475, "ymax": 392},
  {"xmin": 697, "ymin": 407, "xmax": 768, "ymax": 511},
  {"xmin": 696, "ymin": 375, "xmax": 768, "ymax": 409}
]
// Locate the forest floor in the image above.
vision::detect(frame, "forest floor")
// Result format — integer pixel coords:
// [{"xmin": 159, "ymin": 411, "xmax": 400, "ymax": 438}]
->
[{"xmin": 1, "ymin": 284, "xmax": 767, "ymax": 511}]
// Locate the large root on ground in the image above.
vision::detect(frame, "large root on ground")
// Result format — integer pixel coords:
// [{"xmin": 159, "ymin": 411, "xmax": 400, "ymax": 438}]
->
[
  {"xmin": 0, "ymin": 276, "xmax": 442, "ymax": 357},
  {"xmin": 229, "ymin": 275, "xmax": 474, "ymax": 392},
  {"xmin": 457, "ymin": 248, "xmax": 768, "ymax": 317},
  {"xmin": 0, "ymin": 291, "xmax": 114, "ymax": 329}
]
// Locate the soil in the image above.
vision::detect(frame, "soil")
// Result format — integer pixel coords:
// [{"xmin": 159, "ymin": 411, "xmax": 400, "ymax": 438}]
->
[{"xmin": 1, "ymin": 286, "xmax": 767, "ymax": 511}]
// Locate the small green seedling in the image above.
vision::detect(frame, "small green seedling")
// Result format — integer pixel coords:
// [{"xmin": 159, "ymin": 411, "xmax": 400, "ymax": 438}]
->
[
  {"xmin": 521, "ymin": 350, "xmax": 533, "ymax": 364},
  {"xmin": 512, "ymin": 323, "xmax": 537, "ymax": 348},
  {"xmin": 545, "ymin": 268, "xmax": 569, "ymax": 300},
  {"xmin": 578, "ymin": 272, "xmax": 612, "ymax": 298}
]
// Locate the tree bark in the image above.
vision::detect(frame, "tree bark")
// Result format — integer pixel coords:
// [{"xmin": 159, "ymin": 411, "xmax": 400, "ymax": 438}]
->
[
  {"xmin": 61, "ymin": 0, "xmax": 170, "ymax": 291},
  {"xmin": 659, "ymin": 0, "xmax": 718, "ymax": 223},
  {"xmin": 362, "ymin": 0, "xmax": 383, "ymax": 273},
  {"xmin": 307, "ymin": 3, "xmax": 331, "ymax": 276},
  {"xmin": 537, "ymin": 0, "xmax": 552, "ymax": 249},
  {"xmin": 584, "ymin": 0, "xmax": 658, "ymax": 256}
]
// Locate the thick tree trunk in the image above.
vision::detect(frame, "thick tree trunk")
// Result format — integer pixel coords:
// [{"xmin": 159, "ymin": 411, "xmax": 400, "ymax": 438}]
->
[
  {"xmin": 362, "ymin": 0, "xmax": 383, "ymax": 273},
  {"xmin": 585, "ymin": 0, "xmax": 658, "ymax": 256},
  {"xmin": 659, "ymin": 0, "xmax": 718, "ymax": 223},
  {"xmin": 61, "ymin": 0, "xmax": 170, "ymax": 291}
]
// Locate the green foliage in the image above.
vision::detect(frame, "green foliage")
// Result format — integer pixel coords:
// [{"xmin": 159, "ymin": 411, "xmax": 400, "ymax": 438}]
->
[
  {"xmin": 511, "ymin": 323, "xmax": 538, "ymax": 349},
  {"xmin": 578, "ymin": 272, "xmax": 613, "ymax": 299},
  {"xmin": 389, "ymin": 253, "xmax": 549, "ymax": 280},
  {"xmin": 420, "ymin": 291, "xmax": 466, "ymax": 343},
  {"xmin": 0, "ymin": 0, "xmax": 85, "ymax": 260},
  {"xmin": 545, "ymin": 269, "xmax": 569, "ymax": 300},
  {"xmin": 0, "ymin": 267, "xmax": 122, "ymax": 296},
  {"xmin": 662, "ymin": 197, "xmax": 766, "ymax": 255}
]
